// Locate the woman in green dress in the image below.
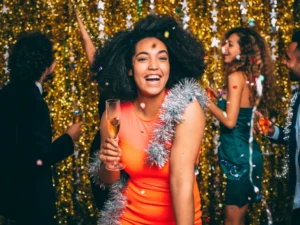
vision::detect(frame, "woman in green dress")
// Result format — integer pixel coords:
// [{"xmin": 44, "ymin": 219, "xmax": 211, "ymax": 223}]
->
[{"xmin": 207, "ymin": 27, "xmax": 275, "ymax": 224}]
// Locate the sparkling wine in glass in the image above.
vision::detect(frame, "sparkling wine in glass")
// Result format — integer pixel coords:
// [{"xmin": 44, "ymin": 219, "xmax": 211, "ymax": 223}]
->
[
  {"xmin": 105, "ymin": 99, "xmax": 125, "ymax": 171},
  {"xmin": 73, "ymin": 108, "xmax": 83, "ymax": 124},
  {"xmin": 259, "ymin": 117, "xmax": 274, "ymax": 156},
  {"xmin": 205, "ymin": 88, "xmax": 214, "ymax": 99}
]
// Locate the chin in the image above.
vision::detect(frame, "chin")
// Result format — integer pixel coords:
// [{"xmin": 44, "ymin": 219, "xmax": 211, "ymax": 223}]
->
[{"xmin": 141, "ymin": 88, "xmax": 166, "ymax": 97}]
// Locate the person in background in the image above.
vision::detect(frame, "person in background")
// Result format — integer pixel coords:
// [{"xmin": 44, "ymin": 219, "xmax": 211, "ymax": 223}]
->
[
  {"xmin": 207, "ymin": 27, "xmax": 275, "ymax": 225},
  {"xmin": 76, "ymin": 10, "xmax": 110, "ymax": 210},
  {"xmin": 89, "ymin": 14, "xmax": 207, "ymax": 225},
  {"xmin": 0, "ymin": 31, "xmax": 83, "ymax": 225},
  {"xmin": 256, "ymin": 29, "xmax": 300, "ymax": 225}
]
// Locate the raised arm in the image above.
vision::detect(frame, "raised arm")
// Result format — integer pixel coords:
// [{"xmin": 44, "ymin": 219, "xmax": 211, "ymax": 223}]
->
[
  {"xmin": 208, "ymin": 72, "xmax": 245, "ymax": 129},
  {"xmin": 170, "ymin": 100, "xmax": 205, "ymax": 225},
  {"xmin": 76, "ymin": 10, "xmax": 96, "ymax": 67}
]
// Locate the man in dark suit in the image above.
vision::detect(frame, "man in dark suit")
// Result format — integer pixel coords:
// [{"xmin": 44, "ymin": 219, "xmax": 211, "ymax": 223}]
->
[
  {"xmin": 0, "ymin": 31, "xmax": 83, "ymax": 225},
  {"xmin": 257, "ymin": 29, "xmax": 300, "ymax": 225}
]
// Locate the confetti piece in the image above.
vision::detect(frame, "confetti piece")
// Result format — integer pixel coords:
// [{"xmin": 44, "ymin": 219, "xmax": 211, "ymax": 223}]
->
[
  {"xmin": 140, "ymin": 102, "xmax": 146, "ymax": 109},
  {"xmin": 236, "ymin": 54, "xmax": 241, "ymax": 60},
  {"xmin": 105, "ymin": 82, "xmax": 109, "ymax": 86},
  {"xmin": 164, "ymin": 31, "xmax": 169, "ymax": 38},
  {"xmin": 222, "ymin": 111, "xmax": 227, "ymax": 118},
  {"xmin": 36, "ymin": 160, "xmax": 43, "ymax": 166}
]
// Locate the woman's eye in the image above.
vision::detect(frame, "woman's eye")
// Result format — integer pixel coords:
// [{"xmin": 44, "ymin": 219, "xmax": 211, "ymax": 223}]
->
[
  {"xmin": 137, "ymin": 57, "xmax": 147, "ymax": 61},
  {"xmin": 160, "ymin": 57, "xmax": 168, "ymax": 61}
]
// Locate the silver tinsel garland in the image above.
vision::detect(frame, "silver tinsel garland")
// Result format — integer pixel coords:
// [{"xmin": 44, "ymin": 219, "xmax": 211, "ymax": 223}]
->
[
  {"xmin": 277, "ymin": 90, "xmax": 299, "ymax": 179},
  {"xmin": 89, "ymin": 78, "xmax": 207, "ymax": 224},
  {"xmin": 283, "ymin": 91, "xmax": 299, "ymax": 141},
  {"xmin": 146, "ymin": 78, "xmax": 208, "ymax": 168}
]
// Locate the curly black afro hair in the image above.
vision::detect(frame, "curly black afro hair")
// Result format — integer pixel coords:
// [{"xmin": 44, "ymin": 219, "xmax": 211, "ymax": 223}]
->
[{"xmin": 92, "ymin": 14, "xmax": 206, "ymax": 101}]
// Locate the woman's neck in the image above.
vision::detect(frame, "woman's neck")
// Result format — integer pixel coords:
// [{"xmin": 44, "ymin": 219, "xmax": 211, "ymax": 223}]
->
[{"xmin": 133, "ymin": 90, "xmax": 166, "ymax": 121}]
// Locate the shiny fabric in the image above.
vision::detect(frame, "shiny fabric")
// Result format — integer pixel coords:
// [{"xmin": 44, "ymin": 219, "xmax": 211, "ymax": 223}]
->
[
  {"xmin": 118, "ymin": 102, "xmax": 202, "ymax": 224},
  {"xmin": 217, "ymin": 98, "xmax": 263, "ymax": 207}
]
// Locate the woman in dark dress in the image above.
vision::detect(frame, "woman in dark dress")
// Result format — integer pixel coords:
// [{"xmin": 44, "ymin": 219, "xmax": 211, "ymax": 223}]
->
[{"xmin": 207, "ymin": 27, "xmax": 275, "ymax": 224}]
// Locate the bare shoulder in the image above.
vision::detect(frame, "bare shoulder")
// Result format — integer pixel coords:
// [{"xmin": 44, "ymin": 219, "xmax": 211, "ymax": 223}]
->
[
  {"xmin": 228, "ymin": 71, "xmax": 246, "ymax": 82},
  {"xmin": 183, "ymin": 100, "xmax": 205, "ymax": 121}
]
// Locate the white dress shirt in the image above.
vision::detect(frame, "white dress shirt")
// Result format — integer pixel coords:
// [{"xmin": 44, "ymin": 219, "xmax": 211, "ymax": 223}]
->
[{"xmin": 35, "ymin": 81, "xmax": 43, "ymax": 95}]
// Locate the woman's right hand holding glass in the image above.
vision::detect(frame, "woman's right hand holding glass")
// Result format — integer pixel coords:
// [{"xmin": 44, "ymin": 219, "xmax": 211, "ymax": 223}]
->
[{"xmin": 99, "ymin": 137, "xmax": 121, "ymax": 167}]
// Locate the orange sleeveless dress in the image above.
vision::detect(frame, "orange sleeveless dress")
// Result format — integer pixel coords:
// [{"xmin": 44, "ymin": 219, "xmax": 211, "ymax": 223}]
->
[{"xmin": 118, "ymin": 102, "xmax": 202, "ymax": 225}]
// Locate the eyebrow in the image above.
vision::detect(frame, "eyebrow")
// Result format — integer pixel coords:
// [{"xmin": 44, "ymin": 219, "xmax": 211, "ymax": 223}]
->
[{"xmin": 136, "ymin": 50, "xmax": 168, "ymax": 57}]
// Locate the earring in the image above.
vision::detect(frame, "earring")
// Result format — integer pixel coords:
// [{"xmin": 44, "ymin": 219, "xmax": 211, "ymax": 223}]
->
[
  {"xmin": 128, "ymin": 69, "xmax": 133, "ymax": 76},
  {"xmin": 236, "ymin": 54, "xmax": 241, "ymax": 60}
]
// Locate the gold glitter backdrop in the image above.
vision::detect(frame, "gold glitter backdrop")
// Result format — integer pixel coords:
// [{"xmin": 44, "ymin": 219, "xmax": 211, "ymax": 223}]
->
[{"xmin": 0, "ymin": 0, "xmax": 299, "ymax": 224}]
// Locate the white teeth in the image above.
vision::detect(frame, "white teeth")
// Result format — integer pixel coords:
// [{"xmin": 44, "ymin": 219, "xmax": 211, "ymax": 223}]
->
[{"xmin": 145, "ymin": 75, "xmax": 160, "ymax": 79}]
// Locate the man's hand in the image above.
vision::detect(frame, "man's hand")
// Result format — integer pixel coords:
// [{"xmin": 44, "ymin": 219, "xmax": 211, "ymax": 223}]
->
[
  {"xmin": 255, "ymin": 111, "xmax": 275, "ymax": 136},
  {"xmin": 66, "ymin": 122, "xmax": 83, "ymax": 141}
]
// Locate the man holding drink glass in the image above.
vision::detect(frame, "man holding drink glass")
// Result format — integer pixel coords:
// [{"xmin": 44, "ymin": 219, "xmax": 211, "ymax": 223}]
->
[
  {"xmin": 0, "ymin": 31, "xmax": 83, "ymax": 225},
  {"xmin": 256, "ymin": 29, "xmax": 300, "ymax": 224}
]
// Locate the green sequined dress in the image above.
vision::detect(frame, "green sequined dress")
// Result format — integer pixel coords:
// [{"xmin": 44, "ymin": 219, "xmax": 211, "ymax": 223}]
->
[{"xmin": 217, "ymin": 98, "xmax": 263, "ymax": 207}]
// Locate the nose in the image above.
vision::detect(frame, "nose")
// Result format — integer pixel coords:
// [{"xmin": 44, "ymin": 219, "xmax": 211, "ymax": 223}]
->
[
  {"xmin": 148, "ymin": 58, "xmax": 158, "ymax": 70},
  {"xmin": 222, "ymin": 45, "xmax": 227, "ymax": 54}
]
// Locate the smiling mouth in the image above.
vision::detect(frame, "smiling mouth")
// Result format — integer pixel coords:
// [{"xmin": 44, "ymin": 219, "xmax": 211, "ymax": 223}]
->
[{"xmin": 145, "ymin": 75, "xmax": 161, "ymax": 81}]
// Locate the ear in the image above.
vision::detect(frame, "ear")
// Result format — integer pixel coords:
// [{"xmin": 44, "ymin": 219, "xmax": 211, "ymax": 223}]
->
[{"xmin": 128, "ymin": 69, "xmax": 133, "ymax": 76}]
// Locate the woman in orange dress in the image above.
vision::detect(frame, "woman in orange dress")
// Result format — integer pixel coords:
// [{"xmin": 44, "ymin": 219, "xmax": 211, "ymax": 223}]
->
[{"xmin": 89, "ymin": 15, "xmax": 207, "ymax": 225}]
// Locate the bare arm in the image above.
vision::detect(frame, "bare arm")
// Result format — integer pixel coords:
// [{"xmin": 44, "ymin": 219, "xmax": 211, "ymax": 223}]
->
[
  {"xmin": 98, "ymin": 112, "xmax": 121, "ymax": 184},
  {"xmin": 170, "ymin": 100, "xmax": 205, "ymax": 225},
  {"xmin": 208, "ymin": 72, "xmax": 244, "ymax": 129},
  {"xmin": 76, "ymin": 10, "xmax": 96, "ymax": 67}
]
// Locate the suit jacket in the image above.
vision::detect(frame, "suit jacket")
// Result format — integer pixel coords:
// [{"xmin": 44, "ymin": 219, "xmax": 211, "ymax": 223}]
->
[
  {"xmin": 0, "ymin": 81, "xmax": 74, "ymax": 225},
  {"xmin": 272, "ymin": 90, "xmax": 300, "ymax": 195}
]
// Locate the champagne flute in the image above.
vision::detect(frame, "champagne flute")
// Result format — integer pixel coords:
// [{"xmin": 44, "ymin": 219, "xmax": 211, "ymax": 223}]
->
[
  {"xmin": 259, "ymin": 116, "xmax": 274, "ymax": 156},
  {"xmin": 105, "ymin": 99, "xmax": 125, "ymax": 171},
  {"xmin": 73, "ymin": 108, "xmax": 83, "ymax": 124}
]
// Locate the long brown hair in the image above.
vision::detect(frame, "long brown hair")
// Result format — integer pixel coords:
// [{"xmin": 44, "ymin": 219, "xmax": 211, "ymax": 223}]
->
[{"xmin": 222, "ymin": 27, "xmax": 275, "ymax": 111}]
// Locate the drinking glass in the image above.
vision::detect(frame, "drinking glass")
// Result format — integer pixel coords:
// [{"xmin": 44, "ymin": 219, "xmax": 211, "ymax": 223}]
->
[
  {"xmin": 259, "ymin": 117, "xmax": 274, "ymax": 156},
  {"xmin": 73, "ymin": 107, "xmax": 83, "ymax": 124},
  {"xmin": 105, "ymin": 99, "xmax": 125, "ymax": 171}
]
